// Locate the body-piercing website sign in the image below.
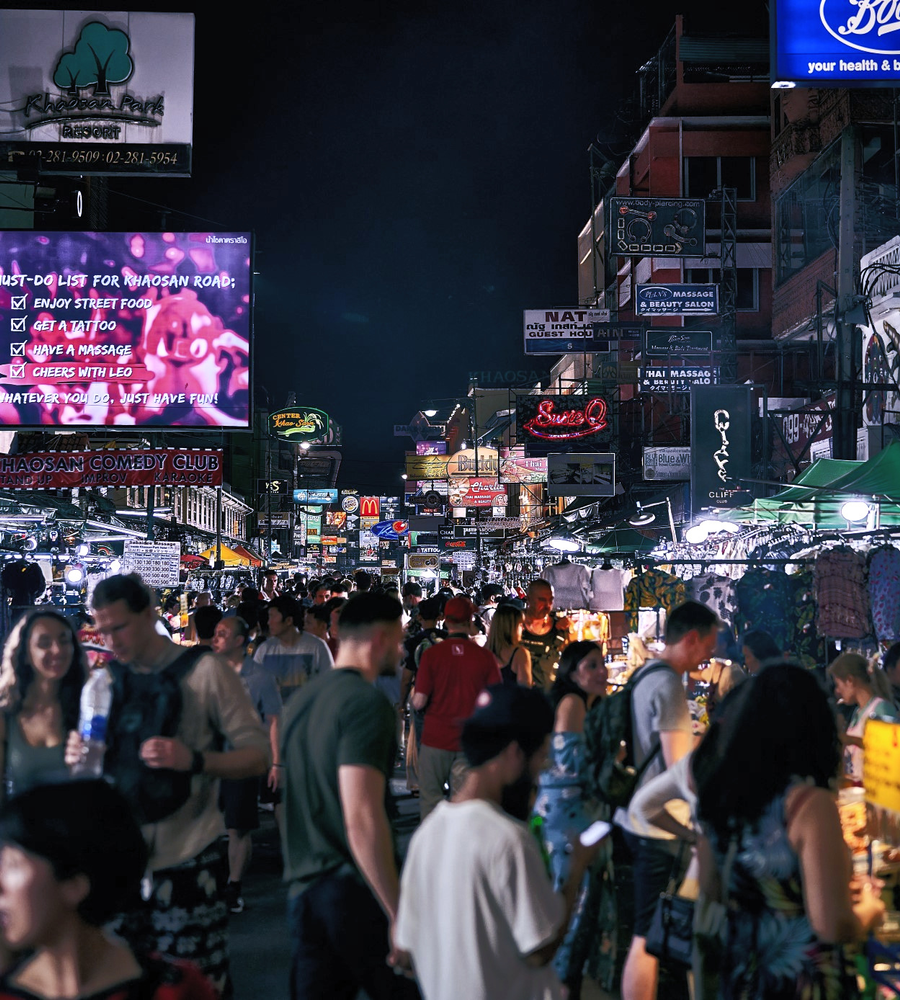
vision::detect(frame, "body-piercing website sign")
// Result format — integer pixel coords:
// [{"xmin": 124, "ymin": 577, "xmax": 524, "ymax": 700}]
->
[{"xmin": 772, "ymin": 0, "xmax": 900, "ymax": 86}]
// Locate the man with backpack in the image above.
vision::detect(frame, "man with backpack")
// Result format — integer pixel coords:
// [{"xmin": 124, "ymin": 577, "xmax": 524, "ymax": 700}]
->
[
  {"xmin": 614, "ymin": 600, "xmax": 718, "ymax": 1000},
  {"xmin": 66, "ymin": 573, "xmax": 270, "ymax": 998}
]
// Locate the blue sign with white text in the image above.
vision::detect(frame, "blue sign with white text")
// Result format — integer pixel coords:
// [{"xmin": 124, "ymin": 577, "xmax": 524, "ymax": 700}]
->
[
  {"xmin": 293, "ymin": 489, "xmax": 338, "ymax": 504},
  {"xmin": 773, "ymin": 0, "xmax": 900, "ymax": 86},
  {"xmin": 636, "ymin": 284, "xmax": 719, "ymax": 316}
]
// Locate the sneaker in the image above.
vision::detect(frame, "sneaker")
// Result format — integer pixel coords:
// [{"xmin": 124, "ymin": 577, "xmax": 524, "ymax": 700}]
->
[{"xmin": 225, "ymin": 881, "xmax": 245, "ymax": 914}]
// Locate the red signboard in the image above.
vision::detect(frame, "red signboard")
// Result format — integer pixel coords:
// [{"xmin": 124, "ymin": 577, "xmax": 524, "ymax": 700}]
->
[
  {"xmin": 359, "ymin": 496, "xmax": 380, "ymax": 518},
  {"xmin": 0, "ymin": 449, "xmax": 223, "ymax": 489}
]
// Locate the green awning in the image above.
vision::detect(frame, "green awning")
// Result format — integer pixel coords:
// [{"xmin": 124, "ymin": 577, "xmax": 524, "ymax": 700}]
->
[{"xmin": 725, "ymin": 441, "xmax": 900, "ymax": 526}]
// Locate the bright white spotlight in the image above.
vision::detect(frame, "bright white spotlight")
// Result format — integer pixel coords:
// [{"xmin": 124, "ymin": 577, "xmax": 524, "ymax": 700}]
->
[
  {"xmin": 64, "ymin": 566, "xmax": 84, "ymax": 585},
  {"xmin": 685, "ymin": 524, "xmax": 709, "ymax": 544},
  {"xmin": 841, "ymin": 500, "xmax": 870, "ymax": 523}
]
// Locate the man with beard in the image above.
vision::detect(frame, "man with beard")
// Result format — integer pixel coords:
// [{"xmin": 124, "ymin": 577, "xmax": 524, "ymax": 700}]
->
[
  {"xmin": 280, "ymin": 592, "xmax": 419, "ymax": 1000},
  {"xmin": 393, "ymin": 685, "xmax": 598, "ymax": 1000}
]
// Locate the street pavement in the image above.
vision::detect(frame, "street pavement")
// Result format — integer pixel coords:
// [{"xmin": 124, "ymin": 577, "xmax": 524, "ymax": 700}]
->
[{"xmin": 228, "ymin": 779, "xmax": 616, "ymax": 999}]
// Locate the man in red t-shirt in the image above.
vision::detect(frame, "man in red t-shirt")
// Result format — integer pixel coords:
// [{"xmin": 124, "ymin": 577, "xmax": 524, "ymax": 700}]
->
[{"xmin": 412, "ymin": 596, "xmax": 502, "ymax": 820}]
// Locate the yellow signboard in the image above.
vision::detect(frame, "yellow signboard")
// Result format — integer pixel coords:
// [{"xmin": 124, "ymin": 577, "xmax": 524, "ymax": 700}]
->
[
  {"xmin": 863, "ymin": 719, "xmax": 900, "ymax": 813},
  {"xmin": 405, "ymin": 454, "xmax": 449, "ymax": 480}
]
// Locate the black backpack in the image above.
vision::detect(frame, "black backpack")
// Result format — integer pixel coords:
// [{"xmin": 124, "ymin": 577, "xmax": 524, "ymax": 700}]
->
[
  {"xmin": 584, "ymin": 660, "xmax": 672, "ymax": 809},
  {"xmin": 103, "ymin": 646, "xmax": 207, "ymax": 824}
]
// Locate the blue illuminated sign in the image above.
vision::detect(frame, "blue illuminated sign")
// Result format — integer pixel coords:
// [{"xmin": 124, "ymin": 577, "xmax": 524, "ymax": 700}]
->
[
  {"xmin": 773, "ymin": 0, "xmax": 900, "ymax": 86},
  {"xmin": 293, "ymin": 489, "xmax": 338, "ymax": 504}
]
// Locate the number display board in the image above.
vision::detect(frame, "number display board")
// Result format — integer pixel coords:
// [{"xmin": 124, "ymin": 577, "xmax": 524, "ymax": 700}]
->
[{"xmin": 122, "ymin": 540, "xmax": 181, "ymax": 588}]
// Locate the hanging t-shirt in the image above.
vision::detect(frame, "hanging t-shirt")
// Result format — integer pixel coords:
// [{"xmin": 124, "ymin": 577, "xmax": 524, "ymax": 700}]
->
[
  {"xmin": 787, "ymin": 568, "xmax": 821, "ymax": 668},
  {"xmin": 623, "ymin": 569, "xmax": 686, "ymax": 634},
  {"xmin": 590, "ymin": 567, "xmax": 631, "ymax": 612},
  {"xmin": 542, "ymin": 561, "xmax": 591, "ymax": 610},
  {"xmin": 868, "ymin": 546, "xmax": 900, "ymax": 643},
  {"xmin": 734, "ymin": 568, "xmax": 795, "ymax": 652},
  {"xmin": 814, "ymin": 548, "xmax": 871, "ymax": 640},
  {"xmin": 687, "ymin": 573, "xmax": 737, "ymax": 628}
]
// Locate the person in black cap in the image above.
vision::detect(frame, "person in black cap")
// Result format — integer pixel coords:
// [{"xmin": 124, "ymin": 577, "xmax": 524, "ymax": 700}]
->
[{"xmin": 393, "ymin": 684, "xmax": 599, "ymax": 1000}]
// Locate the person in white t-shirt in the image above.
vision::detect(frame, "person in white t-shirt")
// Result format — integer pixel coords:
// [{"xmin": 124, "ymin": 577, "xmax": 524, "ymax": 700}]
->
[{"xmin": 393, "ymin": 684, "xmax": 601, "ymax": 1000}]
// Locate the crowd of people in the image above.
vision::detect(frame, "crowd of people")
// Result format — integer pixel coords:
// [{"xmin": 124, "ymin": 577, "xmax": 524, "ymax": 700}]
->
[{"xmin": 0, "ymin": 566, "xmax": 896, "ymax": 1000}]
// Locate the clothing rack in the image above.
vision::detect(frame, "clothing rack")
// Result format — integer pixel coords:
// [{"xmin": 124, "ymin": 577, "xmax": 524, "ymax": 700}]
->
[{"xmin": 631, "ymin": 558, "xmax": 816, "ymax": 566}]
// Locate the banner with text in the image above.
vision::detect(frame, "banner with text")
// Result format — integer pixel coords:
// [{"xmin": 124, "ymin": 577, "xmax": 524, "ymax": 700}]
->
[
  {"xmin": 0, "ymin": 231, "xmax": 251, "ymax": 428},
  {"xmin": 0, "ymin": 448, "xmax": 222, "ymax": 490}
]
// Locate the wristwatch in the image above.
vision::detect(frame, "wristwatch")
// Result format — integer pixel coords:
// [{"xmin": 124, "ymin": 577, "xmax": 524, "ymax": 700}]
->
[{"xmin": 190, "ymin": 750, "xmax": 205, "ymax": 775}]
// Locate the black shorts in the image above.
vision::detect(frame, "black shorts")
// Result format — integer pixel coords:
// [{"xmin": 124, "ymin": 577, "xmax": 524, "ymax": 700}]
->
[
  {"xmin": 219, "ymin": 776, "xmax": 260, "ymax": 833},
  {"xmin": 623, "ymin": 830, "xmax": 681, "ymax": 937}
]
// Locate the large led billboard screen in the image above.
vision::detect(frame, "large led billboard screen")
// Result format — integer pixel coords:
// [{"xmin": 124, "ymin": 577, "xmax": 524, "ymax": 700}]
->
[{"xmin": 0, "ymin": 232, "xmax": 251, "ymax": 428}]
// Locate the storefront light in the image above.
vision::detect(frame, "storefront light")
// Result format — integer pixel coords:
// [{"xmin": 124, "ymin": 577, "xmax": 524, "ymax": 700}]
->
[
  {"xmin": 840, "ymin": 500, "xmax": 870, "ymax": 523},
  {"xmin": 547, "ymin": 535, "xmax": 580, "ymax": 552},
  {"xmin": 684, "ymin": 524, "xmax": 709, "ymax": 544},
  {"xmin": 64, "ymin": 566, "xmax": 84, "ymax": 586}
]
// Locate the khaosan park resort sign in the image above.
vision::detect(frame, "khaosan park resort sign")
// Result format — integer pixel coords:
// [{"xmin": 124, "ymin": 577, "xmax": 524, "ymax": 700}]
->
[
  {"xmin": 772, "ymin": 0, "xmax": 900, "ymax": 86},
  {"xmin": 516, "ymin": 395, "xmax": 612, "ymax": 457},
  {"xmin": 0, "ymin": 10, "xmax": 195, "ymax": 174}
]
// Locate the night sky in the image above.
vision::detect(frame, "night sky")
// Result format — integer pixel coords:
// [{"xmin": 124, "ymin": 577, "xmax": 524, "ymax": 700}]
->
[{"xmin": 108, "ymin": 0, "xmax": 767, "ymax": 493}]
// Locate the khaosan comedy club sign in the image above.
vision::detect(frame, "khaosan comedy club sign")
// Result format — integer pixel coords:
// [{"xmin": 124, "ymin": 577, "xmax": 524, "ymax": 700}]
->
[{"xmin": 773, "ymin": 0, "xmax": 900, "ymax": 86}]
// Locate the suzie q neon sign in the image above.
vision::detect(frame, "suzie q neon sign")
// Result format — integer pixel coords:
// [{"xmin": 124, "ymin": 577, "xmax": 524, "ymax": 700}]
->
[{"xmin": 522, "ymin": 397, "xmax": 608, "ymax": 441}]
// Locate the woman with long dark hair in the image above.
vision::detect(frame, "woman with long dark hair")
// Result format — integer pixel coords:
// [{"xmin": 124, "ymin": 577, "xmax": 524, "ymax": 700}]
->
[
  {"xmin": 533, "ymin": 640, "xmax": 615, "ymax": 996},
  {"xmin": 694, "ymin": 664, "xmax": 885, "ymax": 999},
  {"xmin": 0, "ymin": 780, "xmax": 216, "ymax": 997},
  {"xmin": 0, "ymin": 610, "xmax": 86, "ymax": 799}
]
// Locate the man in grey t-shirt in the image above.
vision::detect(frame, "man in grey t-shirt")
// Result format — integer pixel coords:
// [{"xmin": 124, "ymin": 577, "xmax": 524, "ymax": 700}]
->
[{"xmin": 617, "ymin": 600, "xmax": 718, "ymax": 1000}]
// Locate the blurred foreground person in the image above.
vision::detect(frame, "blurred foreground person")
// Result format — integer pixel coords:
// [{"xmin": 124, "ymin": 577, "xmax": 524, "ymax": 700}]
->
[
  {"xmin": 0, "ymin": 780, "xmax": 216, "ymax": 999},
  {"xmin": 394, "ymin": 684, "xmax": 599, "ymax": 1000},
  {"xmin": 695, "ymin": 664, "xmax": 885, "ymax": 999}
]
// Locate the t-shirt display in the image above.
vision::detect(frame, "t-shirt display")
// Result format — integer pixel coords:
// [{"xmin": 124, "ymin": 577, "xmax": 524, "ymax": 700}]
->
[
  {"xmin": 868, "ymin": 545, "xmax": 900, "ymax": 643},
  {"xmin": 416, "ymin": 638, "xmax": 502, "ymax": 751},
  {"xmin": 589, "ymin": 567, "xmax": 631, "ymax": 612},
  {"xmin": 280, "ymin": 668, "xmax": 397, "ymax": 892},
  {"xmin": 623, "ymin": 569, "xmax": 686, "ymax": 634},
  {"xmin": 543, "ymin": 561, "xmax": 591, "ymax": 610},
  {"xmin": 814, "ymin": 547, "xmax": 871, "ymax": 639},
  {"xmin": 395, "ymin": 798, "xmax": 565, "ymax": 1000},
  {"xmin": 687, "ymin": 573, "xmax": 736, "ymax": 628}
]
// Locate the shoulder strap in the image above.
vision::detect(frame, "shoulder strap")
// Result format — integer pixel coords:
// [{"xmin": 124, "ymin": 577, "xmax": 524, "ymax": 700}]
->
[{"xmin": 162, "ymin": 645, "xmax": 208, "ymax": 681}]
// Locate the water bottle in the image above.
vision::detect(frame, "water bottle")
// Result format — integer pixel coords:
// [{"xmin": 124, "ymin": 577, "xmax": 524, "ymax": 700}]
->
[{"xmin": 72, "ymin": 667, "xmax": 112, "ymax": 777}]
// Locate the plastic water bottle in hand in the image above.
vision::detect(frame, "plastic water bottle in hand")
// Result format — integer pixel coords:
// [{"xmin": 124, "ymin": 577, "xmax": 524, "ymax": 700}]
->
[{"xmin": 72, "ymin": 667, "xmax": 112, "ymax": 777}]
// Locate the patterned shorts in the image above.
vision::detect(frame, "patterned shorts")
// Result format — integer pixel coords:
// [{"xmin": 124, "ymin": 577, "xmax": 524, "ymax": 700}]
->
[{"xmin": 108, "ymin": 839, "xmax": 230, "ymax": 998}]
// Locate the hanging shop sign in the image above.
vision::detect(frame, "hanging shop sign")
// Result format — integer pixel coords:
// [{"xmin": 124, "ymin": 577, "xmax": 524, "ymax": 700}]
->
[
  {"xmin": 416, "ymin": 441, "xmax": 447, "ymax": 455},
  {"xmin": 547, "ymin": 454, "xmax": 616, "ymax": 497},
  {"xmin": 523, "ymin": 309, "xmax": 611, "ymax": 355},
  {"xmin": 325, "ymin": 511, "xmax": 347, "ymax": 528},
  {"xmin": 609, "ymin": 198, "xmax": 706, "ymax": 257},
  {"xmin": 516, "ymin": 394, "xmax": 612, "ymax": 457},
  {"xmin": 635, "ymin": 284, "xmax": 719, "ymax": 316},
  {"xmin": 863, "ymin": 327, "xmax": 900, "ymax": 427},
  {"xmin": 639, "ymin": 366, "xmax": 719, "ymax": 393},
  {"xmin": 0, "ymin": 448, "xmax": 222, "ymax": 490},
  {"xmin": 359, "ymin": 496, "xmax": 380, "ymax": 519},
  {"xmin": 772, "ymin": 0, "xmax": 900, "ymax": 87},
  {"xmin": 405, "ymin": 455, "xmax": 450, "ymax": 480},
  {"xmin": 447, "ymin": 478, "xmax": 508, "ymax": 508},
  {"xmin": 259, "ymin": 513, "xmax": 291, "ymax": 528},
  {"xmin": 863, "ymin": 719, "xmax": 900, "ymax": 814},
  {"xmin": 498, "ymin": 448, "xmax": 548, "ymax": 484},
  {"xmin": 293, "ymin": 488, "xmax": 338, "ymax": 504},
  {"xmin": 446, "ymin": 447, "xmax": 500, "ymax": 478},
  {"xmin": 643, "ymin": 447, "xmax": 691, "ymax": 480},
  {"xmin": 407, "ymin": 553, "xmax": 439, "ymax": 572},
  {"xmin": 340, "ymin": 494, "xmax": 360, "ymax": 513},
  {"xmin": 644, "ymin": 330, "xmax": 713, "ymax": 357},
  {"xmin": 468, "ymin": 368, "xmax": 547, "ymax": 385},
  {"xmin": 257, "ymin": 478, "xmax": 289, "ymax": 495},
  {"xmin": 122, "ymin": 540, "xmax": 180, "ymax": 588},
  {"xmin": 0, "ymin": 231, "xmax": 251, "ymax": 429},
  {"xmin": 0, "ymin": 11, "xmax": 194, "ymax": 176},
  {"xmin": 371, "ymin": 519, "xmax": 410, "ymax": 539},
  {"xmin": 441, "ymin": 536, "xmax": 478, "ymax": 551},
  {"xmin": 690, "ymin": 385, "xmax": 754, "ymax": 510},
  {"xmin": 452, "ymin": 524, "xmax": 508, "ymax": 539},
  {"xmin": 270, "ymin": 406, "xmax": 330, "ymax": 442}
]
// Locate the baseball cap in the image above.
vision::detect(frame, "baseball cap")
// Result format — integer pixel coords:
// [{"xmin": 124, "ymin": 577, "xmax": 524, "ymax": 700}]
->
[
  {"xmin": 461, "ymin": 684, "xmax": 554, "ymax": 766},
  {"xmin": 443, "ymin": 595, "xmax": 475, "ymax": 623}
]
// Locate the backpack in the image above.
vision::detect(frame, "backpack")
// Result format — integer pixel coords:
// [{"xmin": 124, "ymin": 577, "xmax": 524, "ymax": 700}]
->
[
  {"xmin": 584, "ymin": 660, "xmax": 672, "ymax": 809},
  {"xmin": 103, "ymin": 646, "xmax": 208, "ymax": 824}
]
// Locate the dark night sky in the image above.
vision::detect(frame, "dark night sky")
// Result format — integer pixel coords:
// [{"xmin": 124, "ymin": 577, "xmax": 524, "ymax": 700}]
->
[{"xmin": 106, "ymin": 0, "xmax": 768, "ymax": 493}]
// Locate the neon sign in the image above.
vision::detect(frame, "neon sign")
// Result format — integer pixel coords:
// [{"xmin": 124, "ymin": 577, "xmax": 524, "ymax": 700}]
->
[{"xmin": 522, "ymin": 397, "xmax": 608, "ymax": 441}]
